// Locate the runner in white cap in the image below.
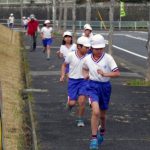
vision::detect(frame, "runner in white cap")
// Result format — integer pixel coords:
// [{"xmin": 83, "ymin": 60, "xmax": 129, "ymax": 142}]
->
[
  {"xmin": 8, "ymin": 13, "xmax": 15, "ymax": 28},
  {"xmin": 60, "ymin": 36, "xmax": 91, "ymax": 127},
  {"xmin": 57, "ymin": 31, "xmax": 77, "ymax": 76},
  {"xmin": 41, "ymin": 20, "xmax": 53, "ymax": 60},
  {"xmin": 82, "ymin": 23, "xmax": 93, "ymax": 54},
  {"xmin": 82, "ymin": 34, "xmax": 120, "ymax": 149}
]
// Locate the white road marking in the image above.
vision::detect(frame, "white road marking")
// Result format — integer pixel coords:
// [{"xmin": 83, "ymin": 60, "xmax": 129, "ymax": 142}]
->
[
  {"xmin": 105, "ymin": 40, "xmax": 147, "ymax": 60},
  {"xmin": 112, "ymin": 45, "xmax": 147, "ymax": 60}
]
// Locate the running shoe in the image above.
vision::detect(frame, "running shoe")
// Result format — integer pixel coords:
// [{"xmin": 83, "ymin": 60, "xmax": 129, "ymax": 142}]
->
[{"xmin": 89, "ymin": 138, "xmax": 98, "ymax": 150}]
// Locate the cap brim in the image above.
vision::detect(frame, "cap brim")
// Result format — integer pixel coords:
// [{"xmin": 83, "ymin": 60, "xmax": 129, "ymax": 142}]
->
[
  {"xmin": 83, "ymin": 44, "xmax": 91, "ymax": 47},
  {"xmin": 92, "ymin": 44, "xmax": 105, "ymax": 48}
]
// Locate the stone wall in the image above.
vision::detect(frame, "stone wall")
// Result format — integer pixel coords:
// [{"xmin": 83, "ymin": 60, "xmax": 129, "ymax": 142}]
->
[{"xmin": 0, "ymin": 3, "xmax": 149, "ymax": 21}]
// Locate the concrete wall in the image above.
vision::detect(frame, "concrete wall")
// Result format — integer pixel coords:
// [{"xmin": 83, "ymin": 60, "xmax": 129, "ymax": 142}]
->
[{"xmin": 0, "ymin": 3, "xmax": 149, "ymax": 21}]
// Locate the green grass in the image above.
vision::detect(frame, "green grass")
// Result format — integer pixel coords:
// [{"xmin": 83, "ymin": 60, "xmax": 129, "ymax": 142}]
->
[{"xmin": 127, "ymin": 79, "xmax": 150, "ymax": 86}]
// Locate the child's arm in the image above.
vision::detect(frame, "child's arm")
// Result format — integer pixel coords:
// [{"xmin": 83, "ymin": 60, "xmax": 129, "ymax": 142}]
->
[
  {"xmin": 82, "ymin": 68, "xmax": 89, "ymax": 80},
  {"xmin": 60, "ymin": 63, "xmax": 67, "ymax": 82},
  {"xmin": 97, "ymin": 69, "xmax": 120, "ymax": 78}
]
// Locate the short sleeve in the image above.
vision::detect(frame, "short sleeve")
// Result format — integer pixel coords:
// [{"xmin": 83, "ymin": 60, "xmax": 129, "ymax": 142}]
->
[
  {"xmin": 82, "ymin": 58, "xmax": 88, "ymax": 70},
  {"xmin": 65, "ymin": 53, "xmax": 72, "ymax": 64},
  {"xmin": 108, "ymin": 55, "xmax": 118, "ymax": 72}
]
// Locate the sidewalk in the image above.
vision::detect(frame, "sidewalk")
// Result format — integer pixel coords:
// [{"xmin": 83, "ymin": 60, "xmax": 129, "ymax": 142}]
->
[{"xmin": 24, "ymin": 36, "xmax": 150, "ymax": 150}]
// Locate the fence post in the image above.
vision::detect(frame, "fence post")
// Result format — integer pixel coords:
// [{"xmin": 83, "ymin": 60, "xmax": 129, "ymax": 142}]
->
[
  {"xmin": 134, "ymin": 21, "xmax": 137, "ymax": 30},
  {"xmin": 0, "ymin": 82, "xmax": 4, "ymax": 150}
]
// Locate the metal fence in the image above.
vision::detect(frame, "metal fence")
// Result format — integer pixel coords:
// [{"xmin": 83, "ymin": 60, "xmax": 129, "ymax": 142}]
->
[{"xmin": 0, "ymin": 19, "xmax": 149, "ymax": 30}]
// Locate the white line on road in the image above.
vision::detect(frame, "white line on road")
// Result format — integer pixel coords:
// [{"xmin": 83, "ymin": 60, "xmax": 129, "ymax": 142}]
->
[
  {"xmin": 112, "ymin": 45, "xmax": 147, "ymax": 60},
  {"xmin": 105, "ymin": 40, "xmax": 147, "ymax": 60},
  {"xmin": 114, "ymin": 33, "xmax": 147, "ymax": 41}
]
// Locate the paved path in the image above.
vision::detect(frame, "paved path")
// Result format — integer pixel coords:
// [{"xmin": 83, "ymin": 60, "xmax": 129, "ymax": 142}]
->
[{"xmin": 24, "ymin": 35, "xmax": 150, "ymax": 150}]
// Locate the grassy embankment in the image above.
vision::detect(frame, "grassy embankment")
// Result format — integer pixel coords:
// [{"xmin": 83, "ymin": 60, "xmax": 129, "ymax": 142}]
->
[{"xmin": 0, "ymin": 24, "xmax": 28, "ymax": 150}]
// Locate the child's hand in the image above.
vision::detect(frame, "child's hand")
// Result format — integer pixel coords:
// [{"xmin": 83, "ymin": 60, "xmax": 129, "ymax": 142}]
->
[
  {"xmin": 97, "ymin": 69, "xmax": 104, "ymax": 76},
  {"xmin": 60, "ymin": 75, "xmax": 65, "ymax": 82}
]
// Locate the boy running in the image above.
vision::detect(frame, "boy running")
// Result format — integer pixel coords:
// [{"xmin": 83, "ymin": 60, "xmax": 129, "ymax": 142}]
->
[
  {"xmin": 60, "ymin": 36, "xmax": 91, "ymax": 127},
  {"xmin": 41, "ymin": 20, "xmax": 53, "ymax": 60},
  {"xmin": 82, "ymin": 34, "xmax": 120, "ymax": 150}
]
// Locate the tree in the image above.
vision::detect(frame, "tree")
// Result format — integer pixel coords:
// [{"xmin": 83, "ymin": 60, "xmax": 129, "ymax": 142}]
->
[
  {"xmin": 108, "ymin": 0, "xmax": 115, "ymax": 55},
  {"xmin": 52, "ymin": 0, "xmax": 56, "ymax": 31},
  {"xmin": 86, "ymin": 0, "xmax": 91, "ymax": 24},
  {"xmin": 72, "ymin": 0, "xmax": 76, "ymax": 40},
  {"xmin": 63, "ymin": 0, "xmax": 68, "ymax": 31},
  {"xmin": 58, "ymin": 0, "xmax": 63, "ymax": 31}
]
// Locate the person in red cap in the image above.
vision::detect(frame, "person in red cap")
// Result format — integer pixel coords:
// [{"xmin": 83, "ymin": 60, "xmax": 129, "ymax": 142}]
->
[{"xmin": 27, "ymin": 14, "xmax": 39, "ymax": 51}]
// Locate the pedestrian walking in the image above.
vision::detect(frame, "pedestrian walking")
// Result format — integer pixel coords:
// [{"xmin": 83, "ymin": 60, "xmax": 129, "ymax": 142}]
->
[
  {"xmin": 27, "ymin": 14, "xmax": 39, "ymax": 52},
  {"xmin": 82, "ymin": 34, "xmax": 120, "ymax": 150},
  {"xmin": 8, "ymin": 13, "xmax": 15, "ymax": 29},
  {"xmin": 40, "ymin": 20, "xmax": 53, "ymax": 60},
  {"xmin": 57, "ymin": 31, "xmax": 77, "ymax": 75},
  {"xmin": 22, "ymin": 16, "xmax": 28, "ymax": 30},
  {"xmin": 60, "ymin": 36, "xmax": 91, "ymax": 127}
]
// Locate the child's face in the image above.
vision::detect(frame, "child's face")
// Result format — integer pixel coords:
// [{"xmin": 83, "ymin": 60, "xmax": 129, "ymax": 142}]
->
[
  {"xmin": 46, "ymin": 23, "xmax": 50, "ymax": 27},
  {"xmin": 92, "ymin": 48, "xmax": 104, "ymax": 56},
  {"xmin": 64, "ymin": 36, "xmax": 72, "ymax": 44},
  {"xmin": 84, "ymin": 29, "xmax": 91, "ymax": 37},
  {"xmin": 80, "ymin": 45, "xmax": 90, "ymax": 55}
]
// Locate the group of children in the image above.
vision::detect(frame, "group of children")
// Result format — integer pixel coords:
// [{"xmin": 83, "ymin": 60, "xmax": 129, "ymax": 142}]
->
[
  {"xmin": 58, "ymin": 24, "xmax": 120, "ymax": 150},
  {"xmin": 27, "ymin": 18, "xmax": 120, "ymax": 149}
]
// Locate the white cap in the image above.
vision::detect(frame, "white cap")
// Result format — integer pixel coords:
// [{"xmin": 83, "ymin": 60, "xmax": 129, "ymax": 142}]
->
[
  {"xmin": 44, "ymin": 20, "xmax": 50, "ymax": 24},
  {"xmin": 10, "ymin": 13, "xmax": 13, "ymax": 16},
  {"xmin": 63, "ymin": 31, "xmax": 72, "ymax": 37},
  {"xmin": 77, "ymin": 36, "xmax": 91, "ymax": 47},
  {"xmin": 91, "ymin": 34, "xmax": 106, "ymax": 48},
  {"xmin": 84, "ymin": 24, "xmax": 92, "ymax": 31},
  {"xmin": 30, "ymin": 14, "xmax": 35, "ymax": 19}
]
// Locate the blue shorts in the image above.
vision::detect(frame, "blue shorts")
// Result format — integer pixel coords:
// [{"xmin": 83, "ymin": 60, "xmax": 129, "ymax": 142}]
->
[
  {"xmin": 68, "ymin": 78, "xmax": 88, "ymax": 101},
  {"xmin": 87, "ymin": 80, "xmax": 111, "ymax": 110},
  {"xmin": 42, "ymin": 38, "xmax": 53, "ymax": 46}
]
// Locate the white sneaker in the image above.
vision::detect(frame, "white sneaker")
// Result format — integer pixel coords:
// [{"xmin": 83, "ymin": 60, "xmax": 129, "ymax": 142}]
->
[{"xmin": 77, "ymin": 119, "xmax": 85, "ymax": 127}]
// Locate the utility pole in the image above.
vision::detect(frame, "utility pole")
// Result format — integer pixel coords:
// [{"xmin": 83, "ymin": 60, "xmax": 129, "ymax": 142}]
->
[
  {"xmin": 145, "ymin": 3, "xmax": 150, "ymax": 81},
  {"xmin": 52, "ymin": 0, "xmax": 56, "ymax": 31},
  {"xmin": 72, "ymin": 0, "xmax": 76, "ymax": 41},
  {"xmin": 108, "ymin": 0, "xmax": 115, "ymax": 55},
  {"xmin": 86, "ymin": 0, "xmax": 91, "ymax": 24}
]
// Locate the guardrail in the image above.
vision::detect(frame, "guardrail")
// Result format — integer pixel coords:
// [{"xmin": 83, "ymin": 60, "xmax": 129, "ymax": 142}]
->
[{"xmin": 0, "ymin": 19, "xmax": 149, "ymax": 30}]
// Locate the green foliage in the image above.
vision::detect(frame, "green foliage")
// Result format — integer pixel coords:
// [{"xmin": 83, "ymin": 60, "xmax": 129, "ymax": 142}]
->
[{"xmin": 127, "ymin": 79, "xmax": 150, "ymax": 86}]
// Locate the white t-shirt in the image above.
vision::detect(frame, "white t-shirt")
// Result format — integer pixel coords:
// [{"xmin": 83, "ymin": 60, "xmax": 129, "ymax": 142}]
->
[
  {"xmin": 41, "ymin": 27, "xmax": 53, "ymax": 38},
  {"xmin": 22, "ymin": 19, "xmax": 28, "ymax": 25},
  {"xmin": 9, "ymin": 16, "xmax": 15, "ymax": 24},
  {"xmin": 82, "ymin": 33, "xmax": 93, "ymax": 43},
  {"xmin": 65, "ymin": 51, "xmax": 86, "ymax": 79},
  {"xmin": 83, "ymin": 53, "xmax": 118, "ymax": 82},
  {"xmin": 60, "ymin": 43, "xmax": 77, "ymax": 59}
]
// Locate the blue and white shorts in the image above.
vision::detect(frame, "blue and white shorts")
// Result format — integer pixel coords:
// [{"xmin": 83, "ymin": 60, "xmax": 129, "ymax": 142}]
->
[
  {"xmin": 68, "ymin": 78, "xmax": 88, "ymax": 101},
  {"xmin": 87, "ymin": 80, "xmax": 111, "ymax": 110}
]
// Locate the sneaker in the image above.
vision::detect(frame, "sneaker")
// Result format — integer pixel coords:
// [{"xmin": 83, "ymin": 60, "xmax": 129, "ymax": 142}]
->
[
  {"xmin": 97, "ymin": 132, "xmax": 104, "ymax": 146},
  {"xmin": 97, "ymin": 127, "xmax": 105, "ymax": 145},
  {"xmin": 89, "ymin": 138, "xmax": 98, "ymax": 150},
  {"xmin": 77, "ymin": 119, "xmax": 85, "ymax": 127}
]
